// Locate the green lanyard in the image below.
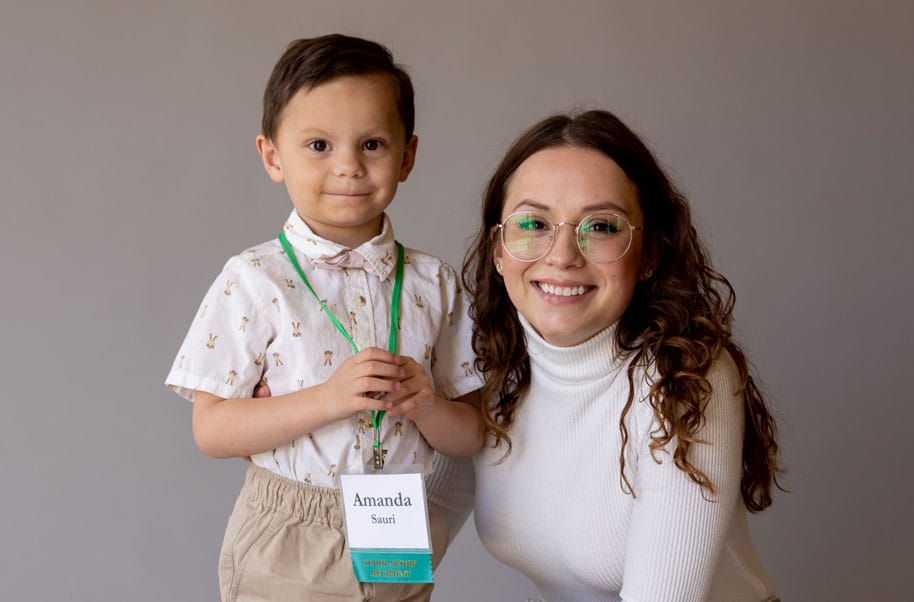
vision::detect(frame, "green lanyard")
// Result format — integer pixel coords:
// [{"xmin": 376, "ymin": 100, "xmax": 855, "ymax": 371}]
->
[{"xmin": 278, "ymin": 231, "xmax": 404, "ymax": 470}]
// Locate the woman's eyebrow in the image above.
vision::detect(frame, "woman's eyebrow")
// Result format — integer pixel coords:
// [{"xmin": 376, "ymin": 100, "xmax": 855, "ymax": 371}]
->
[
  {"xmin": 510, "ymin": 199, "xmax": 550, "ymax": 212},
  {"xmin": 511, "ymin": 199, "xmax": 631, "ymax": 215},
  {"xmin": 581, "ymin": 201, "xmax": 629, "ymax": 215}
]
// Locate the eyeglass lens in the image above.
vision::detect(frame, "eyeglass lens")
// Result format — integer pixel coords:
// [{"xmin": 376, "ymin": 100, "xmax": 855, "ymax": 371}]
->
[{"xmin": 501, "ymin": 212, "xmax": 633, "ymax": 263}]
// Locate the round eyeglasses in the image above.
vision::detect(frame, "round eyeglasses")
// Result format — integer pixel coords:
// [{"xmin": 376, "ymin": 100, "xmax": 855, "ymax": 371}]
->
[{"xmin": 496, "ymin": 211, "xmax": 644, "ymax": 263}]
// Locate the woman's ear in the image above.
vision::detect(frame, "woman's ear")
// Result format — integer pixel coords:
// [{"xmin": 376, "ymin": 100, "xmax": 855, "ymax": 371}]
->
[
  {"xmin": 640, "ymin": 241, "xmax": 659, "ymax": 281},
  {"xmin": 256, "ymin": 135, "xmax": 284, "ymax": 183},
  {"xmin": 492, "ymin": 230, "xmax": 505, "ymax": 275}
]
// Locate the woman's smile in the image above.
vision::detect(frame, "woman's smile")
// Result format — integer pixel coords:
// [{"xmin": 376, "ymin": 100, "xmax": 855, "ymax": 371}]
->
[
  {"xmin": 532, "ymin": 280, "xmax": 594, "ymax": 300},
  {"xmin": 495, "ymin": 145, "xmax": 644, "ymax": 347}
]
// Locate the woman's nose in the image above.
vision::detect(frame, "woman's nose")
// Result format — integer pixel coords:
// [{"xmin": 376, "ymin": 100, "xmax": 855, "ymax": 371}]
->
[{"xmin": 544, "ymin": 223, "xmax": 585, "ymax": 267}]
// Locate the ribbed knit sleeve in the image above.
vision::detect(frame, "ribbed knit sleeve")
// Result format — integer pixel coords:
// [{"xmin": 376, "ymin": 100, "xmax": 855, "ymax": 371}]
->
[
  {"xmin": 620, "ymin": 353, "xmax": 745, "ymax": 602},
  {"xmin": 425, "ymin": 452, "xmax": 475, "ymax": 542}
]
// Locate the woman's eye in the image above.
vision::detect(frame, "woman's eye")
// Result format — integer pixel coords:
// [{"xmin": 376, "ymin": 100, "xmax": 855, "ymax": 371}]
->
[
  {"xmin": 363, "ymin": 139, "xmax": 384, "ymax": 151},
  {"xmin": 588, "ymin": 221, "xmax": 610, "ymax": 233},
  {"xmin": 584, "ymin": 216, "xmax": 623, "ymax": 235},
  {"xmin": 308, "ymin": 140, "xmax": 329, "ymax": 152},
  {"xmin": 515, "ymin": 215, "xmax": 549, "ymax": 231}
]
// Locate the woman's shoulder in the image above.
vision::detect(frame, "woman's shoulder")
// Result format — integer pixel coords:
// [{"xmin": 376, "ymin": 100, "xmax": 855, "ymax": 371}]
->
[
  {"xmin": 631, "ymin": 347, "xmax": 743, "ymax": 418},
  {"xmin": 706, "ymin": 348, "xmax": 743, "ymax": 399},
  {"xmin": 637, "ymin": 347, "xmax": 740, "ymax": 388}
]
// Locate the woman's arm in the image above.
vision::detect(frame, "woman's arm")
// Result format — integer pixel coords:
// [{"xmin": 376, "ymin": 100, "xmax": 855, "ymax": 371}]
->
[{"xmin": 620, "ymin": 353, "xmax": 745, "ymax": 601}]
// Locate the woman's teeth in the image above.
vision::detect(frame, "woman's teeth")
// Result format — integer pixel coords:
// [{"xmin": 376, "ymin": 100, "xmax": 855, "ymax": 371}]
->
[{"xmin": 537, "ymin": 282, "xmax": 588, "ymax": 296}]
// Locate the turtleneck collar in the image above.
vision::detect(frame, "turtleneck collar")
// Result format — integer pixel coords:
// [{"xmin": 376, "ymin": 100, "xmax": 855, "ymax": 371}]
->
[
  {"xmin": 518, "ymin": 312, "xmax": 623, "ymax": 385},
  {"xmin": 281, "ymin": 210, "xmax": 399, "ymax": 281}
]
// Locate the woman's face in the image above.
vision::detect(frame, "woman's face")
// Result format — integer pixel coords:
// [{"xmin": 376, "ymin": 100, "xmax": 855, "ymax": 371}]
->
[{"xmin": 494, "ymin": 145, "xmax": 645, "ymax": 347}]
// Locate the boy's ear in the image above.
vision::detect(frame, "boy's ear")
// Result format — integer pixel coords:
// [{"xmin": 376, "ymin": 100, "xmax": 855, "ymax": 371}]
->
[
  {"xmin": 398, "ymin": 135, "xmax": 419, "ymax": 182},
  {"xmin": 256, "ymin": 135, "xmax": 284, "ymax": 183}
]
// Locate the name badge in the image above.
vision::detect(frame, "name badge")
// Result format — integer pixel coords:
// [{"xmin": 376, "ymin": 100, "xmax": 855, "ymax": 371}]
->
[{"xmin": 339, "ymin": 472, "xmax": 433, "ymax": 583}]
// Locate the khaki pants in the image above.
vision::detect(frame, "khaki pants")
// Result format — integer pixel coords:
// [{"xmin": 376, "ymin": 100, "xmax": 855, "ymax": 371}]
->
[{"xmin": 219, "ymin": 464, "xmax": 449, "ymax": 602}]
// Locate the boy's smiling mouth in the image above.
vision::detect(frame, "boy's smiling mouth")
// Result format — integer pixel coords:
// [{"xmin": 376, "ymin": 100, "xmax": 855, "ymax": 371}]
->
[{"xmin": 324, "ymin": 190, "xmax": 373, "ymax": 199}]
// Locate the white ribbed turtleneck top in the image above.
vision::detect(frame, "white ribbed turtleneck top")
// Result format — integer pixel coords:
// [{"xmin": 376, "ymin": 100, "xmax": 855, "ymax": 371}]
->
[{"xmin": 472, "ymin": 316, "xmax": 776, "ymax": 602}]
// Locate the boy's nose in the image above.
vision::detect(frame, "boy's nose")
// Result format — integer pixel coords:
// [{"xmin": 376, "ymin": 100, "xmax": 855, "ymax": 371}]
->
[{"xmin": 333, "ymin": 150, "xmax": 365, "ymax": 178}]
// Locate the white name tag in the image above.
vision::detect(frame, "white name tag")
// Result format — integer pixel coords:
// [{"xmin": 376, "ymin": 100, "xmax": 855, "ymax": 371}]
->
[{"xmin": 339, "ymin": 472, "xmax": 433, "ymax": 583}]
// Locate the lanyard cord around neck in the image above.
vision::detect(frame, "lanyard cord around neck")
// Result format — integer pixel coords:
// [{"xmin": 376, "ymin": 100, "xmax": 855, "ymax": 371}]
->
[{"xmin": 277, "ymin": 232, "xmax": 404, "ymax": 456}]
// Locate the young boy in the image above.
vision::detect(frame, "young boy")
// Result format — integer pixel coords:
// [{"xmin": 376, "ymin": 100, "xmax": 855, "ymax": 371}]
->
[{"xmin": 166, "ymin": 34, "xmax": 483, "ymax": 601}]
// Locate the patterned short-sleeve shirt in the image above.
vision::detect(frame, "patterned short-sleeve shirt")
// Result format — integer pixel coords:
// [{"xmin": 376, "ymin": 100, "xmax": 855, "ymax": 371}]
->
[{"xmin": 166, "ymin": 211, "xmax": 482, "ymax": 487}]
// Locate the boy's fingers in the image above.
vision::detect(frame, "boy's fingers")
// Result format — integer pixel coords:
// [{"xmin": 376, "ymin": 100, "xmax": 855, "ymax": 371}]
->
[
  {"xmin": 380, "ymin": 388, "xmax": 407, "ymax": 406},
  {"xmin": 356, "ymin": 376, "xmax": 401, "ymax": 397},
  {"xmin": 355, "ymin": 360, "xmax": 405, "ymax": 381},
  {"xmin": 355, "ymin": 347, "xmax": 398, "ymax": 364},
  {"xmin": 395, "ymin": 355, "xmax": 418, "ymax": 370},
  {"xmin": 385, "ymin": 395, "xmax": 418, "ymax": 417},
  {"xmin": 357, "ymin": 397, "xmax": 390, "ymax": 413}
]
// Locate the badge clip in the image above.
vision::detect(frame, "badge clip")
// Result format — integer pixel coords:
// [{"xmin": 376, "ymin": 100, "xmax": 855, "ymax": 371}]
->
[{"xmin": 372, "ymin": 429, "xmax": 388, "ymax": 470}]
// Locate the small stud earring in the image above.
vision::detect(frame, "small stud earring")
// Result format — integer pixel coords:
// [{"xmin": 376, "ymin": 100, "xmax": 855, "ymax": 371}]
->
[
  {"xmin": 641, "ymin": 269, "xmax": 653, "ymax": 281},
  {"xmin": 495, "ymin": 263, "xmax": 503, "ymax": 275}
]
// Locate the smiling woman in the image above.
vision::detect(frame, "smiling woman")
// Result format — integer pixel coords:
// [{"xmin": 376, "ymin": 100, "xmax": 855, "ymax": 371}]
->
[
  {"xmin": 493, "ymin": 146, "xmax": 645, "ymax": 348},
  {"xmin": 464, "ymin": 110, "xmax": 784, "ymax": 602}
]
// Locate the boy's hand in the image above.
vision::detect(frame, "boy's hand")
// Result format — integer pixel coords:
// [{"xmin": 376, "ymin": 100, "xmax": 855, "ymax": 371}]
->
[
  {"xmin": 384, "ymin": 356, "xmax": 438, "ymax": 422},
  {"xmin": 320, "ymin": 347, "xmax": 405, "ymax": 421}
]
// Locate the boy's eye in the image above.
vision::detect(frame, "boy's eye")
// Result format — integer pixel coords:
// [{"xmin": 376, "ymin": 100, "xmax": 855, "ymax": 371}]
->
[
  {"xmin": 308, "ymin": 140, "xmax": 329, "ymax": 152},
  {"xmin": 363, "ymin": 139, "xmax": 384, "ymax": 151}
]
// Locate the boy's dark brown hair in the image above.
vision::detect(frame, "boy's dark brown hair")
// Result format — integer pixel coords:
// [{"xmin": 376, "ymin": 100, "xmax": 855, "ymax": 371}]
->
[{"xmin": 261, "ymin": 34, "xmax": 415, "ymax": 142}]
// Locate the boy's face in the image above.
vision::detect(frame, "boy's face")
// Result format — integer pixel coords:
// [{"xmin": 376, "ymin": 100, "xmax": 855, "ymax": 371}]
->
[{"xmin": 257, "ymin": 73, "xmax": 417, "ymax": 248}]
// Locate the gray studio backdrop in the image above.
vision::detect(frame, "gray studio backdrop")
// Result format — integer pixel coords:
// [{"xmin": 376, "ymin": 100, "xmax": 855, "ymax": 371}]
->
[{"xmin": 2, "ymin": 1, "xmax": 912, "ymax": 600}]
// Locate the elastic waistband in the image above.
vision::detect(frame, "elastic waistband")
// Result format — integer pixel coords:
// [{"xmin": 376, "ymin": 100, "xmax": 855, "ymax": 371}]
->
[{"xmin": 239, "ymin": 464, "xmax": 344, "ymax": 528}]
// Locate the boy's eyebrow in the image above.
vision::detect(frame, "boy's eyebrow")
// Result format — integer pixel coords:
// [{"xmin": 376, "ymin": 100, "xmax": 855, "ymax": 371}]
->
[
  {"xmin": 512, "ymin": 199, "xmax": 631, "ymax": 215},
  {"xmin": 293, "ymin": 126, "xmax": 397, "ymax": 139},
  {"xmin": 295, "ymin": 126, "xmax": 331, "ymax": 137}
]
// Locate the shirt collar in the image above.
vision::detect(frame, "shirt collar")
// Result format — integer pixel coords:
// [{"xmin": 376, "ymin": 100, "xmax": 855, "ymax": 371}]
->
[{"xmin": 281, "ymin": 210, "xmax": 399, "ymax": 281}]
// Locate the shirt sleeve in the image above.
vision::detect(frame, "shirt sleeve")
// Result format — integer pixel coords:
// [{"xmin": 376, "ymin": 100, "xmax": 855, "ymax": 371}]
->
[
  {"xmin": 165, "ymin": 256, "xmax": 274, "ymax": 401},
  {"xmin": 620, "ymin": 353, "xmax": 745, "ymax": 602},
  {"xmin": 430, "ymin": 262, "xmax": 484, "ymax": 400},
  {"xmin": 425, "ymin": 452, "xmax": 476, "ymax": 543}
]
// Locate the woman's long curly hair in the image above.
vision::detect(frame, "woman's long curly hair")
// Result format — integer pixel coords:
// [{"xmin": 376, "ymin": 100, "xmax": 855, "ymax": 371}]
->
[{"xmin": 462, "ymin": 110, "xmax": 783, "ymax": 512}]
